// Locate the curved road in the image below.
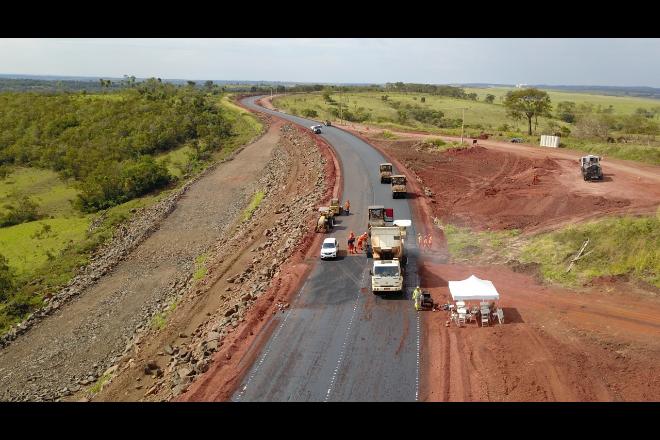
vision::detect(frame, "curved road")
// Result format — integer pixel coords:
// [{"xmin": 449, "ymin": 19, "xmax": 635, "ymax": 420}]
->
[{"xmin": 232, "ymin": 96, "xmax": 422, "ymax": 401}]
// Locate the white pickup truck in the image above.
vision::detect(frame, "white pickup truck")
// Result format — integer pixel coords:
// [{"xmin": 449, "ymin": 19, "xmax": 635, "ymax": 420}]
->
[{"xmin": 310, "ymin": 125, "xmax": 322, "ymax": 134}]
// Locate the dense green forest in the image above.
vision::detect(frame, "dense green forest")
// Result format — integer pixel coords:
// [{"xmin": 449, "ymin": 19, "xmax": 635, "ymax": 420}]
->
[{"xmin": 0, "ymin": 79, "xmax": 233, "ymax": 211}]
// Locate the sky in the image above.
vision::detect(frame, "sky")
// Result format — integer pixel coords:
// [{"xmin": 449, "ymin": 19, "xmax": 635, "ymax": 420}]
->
[{"xmin": 1, "ymin": 38, "xmax": 659, "ymax": 87}]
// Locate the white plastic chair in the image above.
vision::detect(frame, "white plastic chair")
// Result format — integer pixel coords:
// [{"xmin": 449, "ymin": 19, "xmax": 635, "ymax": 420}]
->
[{"xmin": 496, "ymin": 308, "xmax": 504, "ymax": 324}]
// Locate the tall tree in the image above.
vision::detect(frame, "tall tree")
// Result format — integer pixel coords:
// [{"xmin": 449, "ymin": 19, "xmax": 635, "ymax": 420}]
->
[{"xmin": 504, "ymin": 88, "xmax": 552, "ymax": 135}]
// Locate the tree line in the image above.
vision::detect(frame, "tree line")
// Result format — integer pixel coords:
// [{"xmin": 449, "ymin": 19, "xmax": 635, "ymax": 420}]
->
[{"xmin": 0, "ymin": 79, "xmax": 234, "ymax": 212}]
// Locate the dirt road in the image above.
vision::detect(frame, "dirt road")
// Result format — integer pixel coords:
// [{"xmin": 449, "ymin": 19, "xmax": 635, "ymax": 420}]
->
[{"xmin": 0, "ymin": 116, "xmax": 279, "ymax": 401}]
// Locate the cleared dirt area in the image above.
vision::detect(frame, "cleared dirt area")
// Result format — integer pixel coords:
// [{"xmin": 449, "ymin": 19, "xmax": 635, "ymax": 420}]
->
[
  {"xmin": 341, "ymin": 122, "xmax": 660, "ymax": 401},
  {"xmin": 418, "ymin": 262, "xmax": 660, "ymax": 401},
  {"xmin": 354, "ymin": 132, "xmax": 660, "ymax": 233}
]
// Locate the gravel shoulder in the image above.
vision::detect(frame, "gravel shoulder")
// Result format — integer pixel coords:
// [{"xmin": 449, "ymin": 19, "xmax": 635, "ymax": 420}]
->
[{"xmin": 0, "ymin": 114, "xmax": 279, "ymax": 401}]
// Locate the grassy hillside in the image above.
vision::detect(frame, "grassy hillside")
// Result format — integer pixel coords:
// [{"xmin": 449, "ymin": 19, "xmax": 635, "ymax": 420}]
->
[
  {"xmin": 0, "ymin": 89, "xmax": 263, "ymax": 333},
  {"xmin": 520, "ymin": 214, "xmax": 660, "ymax": 289},
  {"xmin": 464, "ymin": 87, "xmax": 660, "ymax": 115},
  {"xmin": 274, "ymin": 89, "xmax": 660, "ymax": 165},
  {"xmin": 442, "ymin": 213, "xmax": 660, "ymax": 290}
]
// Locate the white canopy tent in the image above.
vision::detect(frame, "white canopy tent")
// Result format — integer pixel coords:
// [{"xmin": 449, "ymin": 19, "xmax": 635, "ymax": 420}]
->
[{"xmin": 448, "ymin": 275, "xmax": 500, "ymax": 302}]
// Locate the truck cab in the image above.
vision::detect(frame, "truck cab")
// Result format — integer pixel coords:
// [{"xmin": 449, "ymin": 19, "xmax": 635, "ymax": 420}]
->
[
  {"xmin": 367, "ymin": 205, "xmax": 394, "ymax": 230},
  {"xmin": 371, "ymin": 260, "xmax": 403, "ymax": 294}
]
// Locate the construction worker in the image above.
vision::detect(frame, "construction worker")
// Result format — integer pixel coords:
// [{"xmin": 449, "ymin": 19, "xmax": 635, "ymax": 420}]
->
[
  {"xmin": 343, "ymin": 200, "xmax": 350, "ymax": 215},
  {"xmin": 417, "ymin": 232, "xmax": 423, "ymax": 249},
  {"xmin": 412, "ymin": 286, "xmax": 422, "ymax": 311},
  {"xmin": 348, "ymin": 231, "xmax": 356, "ymax": 254},
  {"xmin": 356, "ymin": 232, "xmax": 366, "ymax": 253},
  {"xmin": 427, "ymin": 233, "xmax": 433, "ymax": 250}
]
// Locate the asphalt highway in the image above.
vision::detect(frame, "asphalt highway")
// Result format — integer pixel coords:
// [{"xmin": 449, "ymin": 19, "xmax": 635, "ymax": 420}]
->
[{"xmin": 232, "ymin": 96, "xmax": 422, "ymax": 401}]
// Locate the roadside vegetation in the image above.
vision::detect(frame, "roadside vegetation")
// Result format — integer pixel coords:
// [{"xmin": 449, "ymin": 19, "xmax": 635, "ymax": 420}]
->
[
  {"xmin": 0, "ymin": 81, "xmax": 262, "ymax": 333},
  {"xmin": 243, "ymin": 190, "xmax": 265, "ymax": 221},
  {"xmin": 441, "ymin": 213, "xmax": 660, "ymax": 290},
  {"xmin": 274, "ymin": 83, "xmax": 660, "ymax": 165}
]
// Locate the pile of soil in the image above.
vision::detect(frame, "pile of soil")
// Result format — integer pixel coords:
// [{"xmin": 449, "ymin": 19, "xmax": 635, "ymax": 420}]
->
[{"xmin": 371, "ymin": 138, "xmax": 641, "ymax": 232}]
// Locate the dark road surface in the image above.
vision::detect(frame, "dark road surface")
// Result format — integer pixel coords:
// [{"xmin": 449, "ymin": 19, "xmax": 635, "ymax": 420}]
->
[{"xmin": 232, "ymin": 96, "xmax": 422, "ymax": 401}]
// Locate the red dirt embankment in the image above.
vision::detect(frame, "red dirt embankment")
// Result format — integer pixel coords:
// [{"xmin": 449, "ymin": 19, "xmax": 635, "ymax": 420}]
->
[{"xmin": 361, "ymin": 136, "xmax": 660, "ymax": 233}]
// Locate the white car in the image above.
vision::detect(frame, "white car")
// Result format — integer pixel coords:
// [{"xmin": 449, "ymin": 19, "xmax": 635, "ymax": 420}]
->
[
  {"xmin": 320, "ymin": 237, "xmax": 338, "ymax": 259},
  {"xmin": 311, "ymin": 125, "xmax": 322, "ymax": 134}
]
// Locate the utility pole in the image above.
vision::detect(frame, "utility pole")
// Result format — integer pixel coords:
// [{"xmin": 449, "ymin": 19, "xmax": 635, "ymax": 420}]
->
[
  {"xmin": 460, "ymin": 107, "xmax": 465, "ymax": 145},
  {"xmin": 339, "ymin": 87, "xmax": 343, "ymax": 124},
  {"xmin": 433, "ymin": 105, "xmax": 469, "ymax": 144}
]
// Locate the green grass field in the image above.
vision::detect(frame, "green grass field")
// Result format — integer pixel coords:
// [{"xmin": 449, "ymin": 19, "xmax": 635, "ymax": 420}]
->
[
  {"xmin": 442, "ymin": 213, "xmax": 660, "ymax": 289},
  {"xmin": 0, "ymin": 167, "xmax": 79, "ymax": 218},
  {"xmin": 275, "ymin": 90, "xmax": 660, "ymax": 165},
  {"xmin": 0, "ymin": 216, "xmax": 90, "ymax": 278},
  {"xmin": 464, "ymin": 87, "xmax": 660, "ymax": 115},
  {"xmin": 521, "ymin": 214, "xmax": 660, "ymax": 288}
]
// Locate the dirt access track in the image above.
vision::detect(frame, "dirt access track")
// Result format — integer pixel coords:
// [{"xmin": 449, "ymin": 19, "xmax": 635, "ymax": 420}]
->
[
  {"xmin": 94, "ymin": 107, "xmax": 338, "ymax": 401},
  {"xmin": 335, "ymin": 121, "xmax": 660, "ymax": 401},
  {"xmin": 0, "ymin": 111, "xmax": 285, "ymax": 401}
]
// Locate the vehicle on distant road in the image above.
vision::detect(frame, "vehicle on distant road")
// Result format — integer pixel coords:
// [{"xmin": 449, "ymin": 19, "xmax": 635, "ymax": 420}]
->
[
  {"xmin": 311, "ymin": 125, "xmax": 322, "ymax": 134},
  {"xmin": 510, "ymin": 138, "xmax": 524, "ymax": 143},
  {"xmin": 320, "ymin": 237, "xmax": 338, "ymax": 259},
  {"xmin": 324, "ymin": 120, "xmax": 332, "ymax": 126}
]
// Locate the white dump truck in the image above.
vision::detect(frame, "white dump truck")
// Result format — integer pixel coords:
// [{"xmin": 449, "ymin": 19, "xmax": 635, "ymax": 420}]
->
[{"xmin": 368, "ymin": 220, "xmax": 411, "ymax": 294}]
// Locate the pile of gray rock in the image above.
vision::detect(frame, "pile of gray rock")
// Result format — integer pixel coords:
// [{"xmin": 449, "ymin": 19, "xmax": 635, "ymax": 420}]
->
[{"xmin": 138, "ymin": 124, "xmax": 330, "ymax": 400}]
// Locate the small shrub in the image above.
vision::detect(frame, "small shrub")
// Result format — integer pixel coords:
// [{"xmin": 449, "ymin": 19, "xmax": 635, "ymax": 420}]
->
[{"xmin": 0, "ymin": 196, "xmax": 41, "ymax": 227}]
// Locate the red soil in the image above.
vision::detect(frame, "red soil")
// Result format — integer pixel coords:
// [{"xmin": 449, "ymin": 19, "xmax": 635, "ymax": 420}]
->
[
  {"xmin": 363, "ymin": 137, "xmax": 660, "ymax": 233},
  {"xmin": 418, "ymin": 262, "xmax": 660, "ymax": 401}
]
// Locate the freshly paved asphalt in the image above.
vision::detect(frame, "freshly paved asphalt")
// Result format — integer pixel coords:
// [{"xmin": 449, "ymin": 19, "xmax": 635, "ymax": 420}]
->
[{"xmin": 232, "ymin": 96, "xmax": 422, "ymax": 401}]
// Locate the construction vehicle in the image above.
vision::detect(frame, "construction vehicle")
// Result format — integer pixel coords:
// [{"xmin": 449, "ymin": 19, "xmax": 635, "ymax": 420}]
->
[
  {"xmin": 580, "ymin": 155, "xmax": 603, "ymax": 181},
  {"xmin": 329, "ymin": 198, "xmax": 342, "ymax": 216},
  {"xmin": 391, "ymin": 175, "xmax": 407, "ymax": 198},
  {"xmin": 367, "ymin": 205, "xmax": 394, "ymax": 230},
  {"xmin": 368, "ymin": 219, "xmax": 411, "ymax": 294},
  {"xmin": 315, "ymin": 207, "xmax": 335, "ymax": 233},
  {"xmin": 379, "ymin": 163, "xmax": 393, "ymax": 183}
]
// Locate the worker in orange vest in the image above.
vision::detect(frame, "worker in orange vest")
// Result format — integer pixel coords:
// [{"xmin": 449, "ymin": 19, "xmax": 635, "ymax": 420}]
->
[
  {"xmin": 348, "ymin": 231, "xmax": 356, "ymax": 254},
  {"xmin": 343, "ymin": 200, "xmax": 350, "ymax": 215}
]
